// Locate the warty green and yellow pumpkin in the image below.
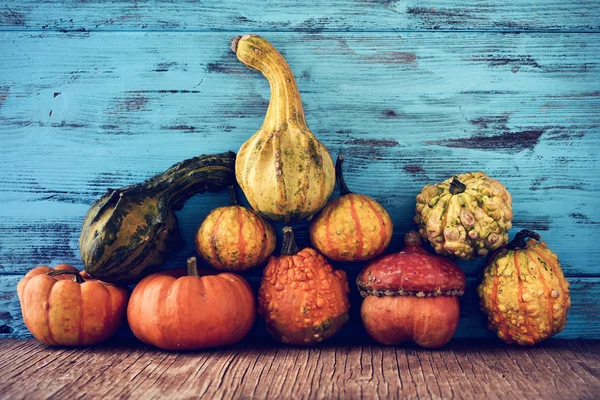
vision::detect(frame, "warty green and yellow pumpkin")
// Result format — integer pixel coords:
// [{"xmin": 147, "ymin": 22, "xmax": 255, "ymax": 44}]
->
[
  {"xmin": 309, "ymin": 155, "xmax": 393, "ymax": 262},
  {"xmin": 17, "ymin": 264, "xmax": 129, "ymax": 346},
  {"xmin": 478, "ymin": 230, "xmax": 570, "ymax": 345},
  {"xmin": 258, "ymin": 227, "xmax": 350, "ymax": 345},
  {"xmin": 232, "ymin": 34, "xmax": 335, "ymax": 222},
  {"xmin": 414, "ymin": 172, "xmax": 513, "ymax": 260},
  {"xmin": 195, "ymin": 185, "xmax": 276, "ymax": 271}
]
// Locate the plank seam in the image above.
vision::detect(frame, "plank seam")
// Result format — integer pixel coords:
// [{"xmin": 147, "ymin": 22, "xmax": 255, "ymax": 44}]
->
[{"xmin": 1, "ymin": 28, "xmax": 600, "ymax": 34}]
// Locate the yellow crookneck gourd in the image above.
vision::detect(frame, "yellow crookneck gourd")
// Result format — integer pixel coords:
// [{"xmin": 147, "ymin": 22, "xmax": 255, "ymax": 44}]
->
[{"xmin": 231, "ymin": 35, "xmax": 335, "ymax": 222}]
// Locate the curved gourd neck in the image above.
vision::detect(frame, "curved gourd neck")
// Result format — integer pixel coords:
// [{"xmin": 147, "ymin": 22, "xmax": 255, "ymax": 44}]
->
[
  {"xmin": 232, "ymin": 35, "xmax": 307, "ymax": 132},
  {"xmin": 103, "ymin": 152, "xmax": 236, "ymax": 211},
  {"xmin": 154, "ymin": 153, "xmax": 236, "ymax": 208}
]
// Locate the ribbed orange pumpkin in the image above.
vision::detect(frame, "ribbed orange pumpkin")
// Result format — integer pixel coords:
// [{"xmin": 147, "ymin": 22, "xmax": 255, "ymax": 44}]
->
[
  {"xmin": 478, "ymin": 230, "xmax": 571, "ymax": 345},
  {"xmin": 258, "ymin": 227, "xmax": 350, "ymax": 345},
  {"xmin": 127, "ymin": 257, "xmax": 255, "ymax": 350},
  {"xmin": 309, "ymin": 156, "xmax": 393, "ymax": 262},
  {"xmin": 17, "ymin": 264, "xmax": 129, "ymax": 346},
  {"xmin": 195, "ymin": 186, "xmax": 276, "ymax": 271}
]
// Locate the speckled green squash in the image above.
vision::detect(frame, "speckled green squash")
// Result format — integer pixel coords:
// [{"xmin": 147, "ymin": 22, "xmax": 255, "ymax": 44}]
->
[
  {"xmin": 79, "ymin": 152, "xmax": 236, "ymax": 284},
  {"xmin": 232, "ymin": 35, "xmax": 335, "ymax": 222}
]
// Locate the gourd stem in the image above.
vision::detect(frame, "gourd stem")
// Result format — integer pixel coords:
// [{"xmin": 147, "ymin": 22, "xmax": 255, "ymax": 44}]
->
[
  {"xmin": 46, "ymin": 270, "xmax": 85, "ymax": 284},
  {"xmin": 187, "ymin": 257, "xmax": 200, "ymax": 277},
  {"xmin": 228, "ymin": 185, "xmax": 239, "ymax": 206},
  {"xmin": 506, "ymin": 229, "xmax": 541, "ymax": 250},
  {"xmin": 335, "ymin": 155, "xmax": 352, "ymax": 195},
  {"xmin": 449, "ymin": 177, "xmax": 467, "ymax": 195},
  {"xmin": 404, "ymin": 231, "xmax": 422, "ymax": 247},
  {"xmin": 230, "ymin": 36, "xmax": 241, "ymax": 52},
  {"xmin": 281, "ymin": 226, "xmax": 300, "ymax": 256}
]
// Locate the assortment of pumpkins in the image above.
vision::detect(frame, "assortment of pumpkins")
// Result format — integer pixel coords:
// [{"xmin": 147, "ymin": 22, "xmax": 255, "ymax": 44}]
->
[{"xmin": 17, "ymin": 34, "xmax": 571, "ymax": 350}]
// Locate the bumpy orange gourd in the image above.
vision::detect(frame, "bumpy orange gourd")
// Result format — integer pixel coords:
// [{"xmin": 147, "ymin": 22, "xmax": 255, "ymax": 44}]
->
[
  {"xmin": 478, "ymin": 230, "xmax": 570, "ymax": 345},
  {"xmin": 310, "ymin": 155, "xmax": 393, "ymax": 262},
  {"xmin": 357, "ymin": 231, "xmax": 466, "ymax": 348},
  {"xmin": 258, "ymin": 227, "xmax": 350, "ymax": 345},
  {"xmin": 17, "ymin": 264, "xmax": 129, "ymax": 346},
  {"xmin": 127, "ymin": 257, "xmax": 255, "ymax": 350},
  {"xmin": 232, "ymin": 34, "xmax": 335, "ymax": 222},
  {"xmin": 195, "ymin": 186, "xmax": 276, "ymax": 271}
]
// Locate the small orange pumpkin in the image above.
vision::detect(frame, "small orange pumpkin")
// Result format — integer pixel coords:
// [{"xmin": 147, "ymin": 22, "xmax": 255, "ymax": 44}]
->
[
  {"xmin": 127, "ymin": 257, "xmax": 255, "ymax": 350},
  {"xmin": 258, "ymin": 227, "xmax": 350, "ymax": 345},
  {"xmin": 310, "ymin": 155, "xmax": 393, "ymax": 262},
  {"xmin": 17, "ymin": 264, "xmax": 129, "ymax": 346},
  {"xmin": 195, "ymin": 185, "xmax": 276, "ymax": 271}
]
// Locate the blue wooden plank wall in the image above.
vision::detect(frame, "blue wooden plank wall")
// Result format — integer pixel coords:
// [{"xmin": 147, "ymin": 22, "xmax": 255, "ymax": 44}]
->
[{"xmin": 1, "ymin": 1, "xmax": 599, "ymax": 340}]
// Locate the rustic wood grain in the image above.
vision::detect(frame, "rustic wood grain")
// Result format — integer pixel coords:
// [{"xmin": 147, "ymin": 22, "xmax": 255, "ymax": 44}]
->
[
  {"xmin": 0, "ymin": 339, "xmax": 597, "ymax": 399},
  {"xmin": 0, "ymin": 1, "xmax": 599, "ymax": 32},
  {"xmin": 1, "ymin": 32, "xmax": 598, "ymax": 277},
  {"xmin": 1, "ymin": 275, "xmax": 599, "ymax": 340}
]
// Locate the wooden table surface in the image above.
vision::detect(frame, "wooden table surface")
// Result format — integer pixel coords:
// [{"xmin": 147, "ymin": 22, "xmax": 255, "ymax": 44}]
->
[{"xmin": 0, "ymin": 339, "xmax": 598, "ymax": 399}]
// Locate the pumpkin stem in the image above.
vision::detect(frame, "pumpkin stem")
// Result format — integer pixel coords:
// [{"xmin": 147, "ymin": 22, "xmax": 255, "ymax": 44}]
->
[
  {"xmin": 404, "ymin": 230, "xmax": 422, "ymax": 247},
  {"xmin": 506, "ymin": 229, "xmax": 541, "ymax": 250},
  {"xmin": 187, "ymin": 257, "xmax": 200, "ymax": 277},
  {"xmin": 230, "ymin": 36, "xmax": 241, "ymax": 52},
  {"xmin": 281, "ymin": 226, "xmax": 300, "ymax": 256},
  {"xmin": 335, "ymin": 155, "xmax": 352, "ymax": 196},
  {"xmin": 46, "ymin": 270, "xmax": 85, "ymax": 284},
  {"xmin": 228, "ymin": 184, "xmax": 239, "ymax": 206},
  {"xmin": 449, "ymin": 177, "xmax": 466, "ymax": 195}
]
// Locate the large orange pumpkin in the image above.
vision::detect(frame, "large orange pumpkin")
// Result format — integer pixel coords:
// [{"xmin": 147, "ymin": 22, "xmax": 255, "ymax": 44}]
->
[
  {"xmin": 309, "ymin": 155, "xmax": 393, "ymax": 262},
  {"xmin": 195, "ymin": 185, "xmax": 276, "ymax": 271},
  {"xmin": 357, "ymin": 231, "xmax": 466, "ymax": 348},
  {"xmin": 258, "ymin": 227, "xmax": 350, "ymax": 345},
  {"xmin": 478, "ymin": 230, "xmax": 571, "ymax": 345},
  {"xmin": 127, "ymin": 257, "xmax": 255, "ymax": 350},
  {"xmin": 17, "ymin": 264, "xmax": 129, "ymax": 346}
]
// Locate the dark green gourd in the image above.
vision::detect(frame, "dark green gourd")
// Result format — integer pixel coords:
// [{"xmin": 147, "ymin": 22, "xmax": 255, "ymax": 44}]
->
[{"xmin": 79, "ymin": 152, "xmax": 236, "ymax": 284}]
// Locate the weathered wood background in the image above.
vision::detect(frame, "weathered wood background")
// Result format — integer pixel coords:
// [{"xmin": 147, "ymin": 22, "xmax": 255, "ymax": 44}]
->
[{"xmin": 1, "ymin": 1, "xmax": 599, "ymax": 340}]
